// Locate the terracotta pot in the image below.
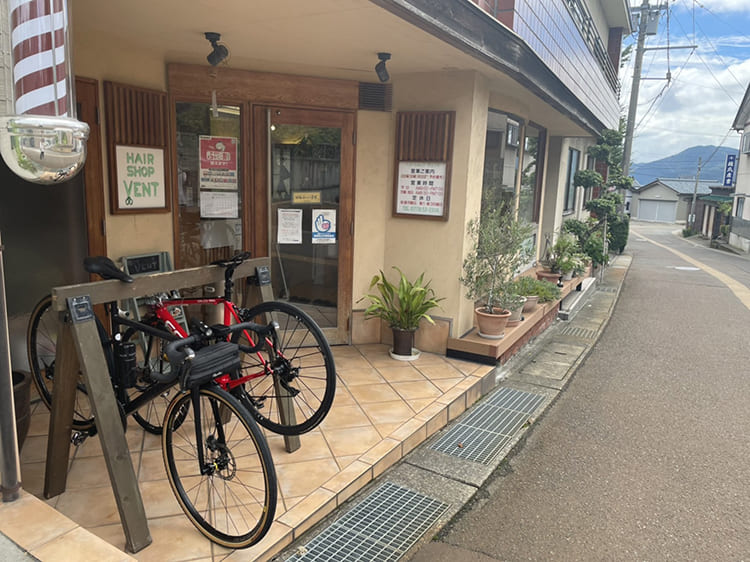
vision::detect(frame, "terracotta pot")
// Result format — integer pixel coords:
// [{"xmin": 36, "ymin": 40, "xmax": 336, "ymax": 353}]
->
[
  {"xmin": 12, "ymin": 370, "xmax": 31, "ymax": 451},
  {"xmin": 506, "ymin": 297, "xmax": 527, "ymax": 327},
  {"xmin": 522, "ymin": 295, "xmax": 539, "ymax": 313},
  {"xmin": 475, "ymin": 307, "xmax": 511, "ymax": 339},
  {"xmin": 391, "ymin": 328, "xmax": 416, "ymax": 356},
  {"xmin": 536, "ymin": 270, "xmax": 561, "ymax": 284}
]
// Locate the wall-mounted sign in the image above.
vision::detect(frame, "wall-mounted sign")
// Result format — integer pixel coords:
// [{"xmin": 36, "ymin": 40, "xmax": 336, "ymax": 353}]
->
[
  {"xmin": 115, "ymin": 146, "xmax": 166, "ymax": 210},
  {"xmin": 723, "ymin": 154, "xmax": 737, "ymax": 187},
  {"xmin": 312, "ymin": 209, "xmax": 336, "ymax": 244},
  {"xmin": 395, "ymin": 162, "xmax": 447, "ymax": 218},
  {"xmin": 199, "ymin": 136, "xmax": 238, "ymax": 190}
]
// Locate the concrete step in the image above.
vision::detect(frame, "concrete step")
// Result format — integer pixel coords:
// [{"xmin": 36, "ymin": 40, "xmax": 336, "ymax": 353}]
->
[{"xmin": 558, "ymin": 276, "xmax": 597, "ymax": 321}]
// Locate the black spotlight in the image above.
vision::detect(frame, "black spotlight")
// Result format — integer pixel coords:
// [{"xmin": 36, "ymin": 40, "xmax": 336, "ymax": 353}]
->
[
  {"xmin": 205, "ymin": 32, "xmax": 229, "ymax": 66},
  {"xmin": 375, "ymin": 52, "xmax": 391, "ymax": 83}
]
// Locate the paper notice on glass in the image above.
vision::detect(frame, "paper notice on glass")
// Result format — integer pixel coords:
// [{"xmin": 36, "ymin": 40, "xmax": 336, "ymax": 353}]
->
[
  {"xmin": 200, "ymin": 191, "xmax": 239, "ymax": 218},
  {"xmin": 312, "ymin": 209, "xmax": 336, "ymax": 244},
  {"xmin": 278, "ymin": 208, "xmax": 303, "ymax": 244}
]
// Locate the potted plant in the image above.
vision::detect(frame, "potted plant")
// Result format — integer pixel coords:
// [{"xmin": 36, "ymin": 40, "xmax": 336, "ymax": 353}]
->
[
  {"xmin": 360, "ymin": 267, "xmax": 443, "ymax": 360},
  {"xmin": 460, "ymin": 202, "xmax": 534, "ymax": 339},
  {"xmin": 538, "ymin": 232, "xmax": 579, "ymax": 283},
  {"xmin": 509, "ymin": 276, "xmax": 547, "ymax": 313}
]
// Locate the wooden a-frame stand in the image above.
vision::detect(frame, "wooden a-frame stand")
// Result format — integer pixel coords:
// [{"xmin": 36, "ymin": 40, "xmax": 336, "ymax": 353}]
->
[{"xmin": 43, "ymin": 257, "xmax": 300, "ymax": 553}]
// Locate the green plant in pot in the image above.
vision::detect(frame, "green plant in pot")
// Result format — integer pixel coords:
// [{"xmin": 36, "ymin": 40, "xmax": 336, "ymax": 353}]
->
[
  {"xmin": 360, "ymin": 267, "xmax": 443, "ymax": 360},
  {"xmin": 460, "ymin": 202, "xmax": 534, "ymax": 339}
]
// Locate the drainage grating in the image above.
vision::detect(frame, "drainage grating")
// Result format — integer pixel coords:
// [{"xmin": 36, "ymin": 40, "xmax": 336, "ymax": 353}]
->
[
  {"xmin": 598, "ymin": 286, "xmax": 617, "ymax": 293},
  {"xmin": 559, "ymin": 325, "xmax": 598, "ymax": 339},
  {"xmin": 430, "ymin": 387, "xmax": 544, "ymax": 464},
  {"xmin": 287, "ymin": 482, "xmax": 449, "ymax": 561}
]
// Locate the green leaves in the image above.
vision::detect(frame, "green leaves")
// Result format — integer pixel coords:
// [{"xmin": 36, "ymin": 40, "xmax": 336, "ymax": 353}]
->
[{"xmin": 360, "ymin": 267, "xmax": 443, "ymax": 330}]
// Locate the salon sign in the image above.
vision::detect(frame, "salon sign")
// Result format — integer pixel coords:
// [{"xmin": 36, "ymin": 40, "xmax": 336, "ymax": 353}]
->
[{"xmin": 115, "ymin": 146, "xmax": 166, "ymax": 209}]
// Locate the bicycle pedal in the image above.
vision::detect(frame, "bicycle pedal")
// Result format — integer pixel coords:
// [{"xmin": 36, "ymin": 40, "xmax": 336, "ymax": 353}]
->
[{"xmin": 70, "ymin": 431, "xmax": 88, "ymax": 446}]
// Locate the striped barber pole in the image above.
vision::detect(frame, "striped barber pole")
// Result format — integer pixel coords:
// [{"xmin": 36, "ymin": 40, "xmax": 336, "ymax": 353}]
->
[{"xmin": 9, "ymin": 0, "xmax": 71, "ymax": 117}]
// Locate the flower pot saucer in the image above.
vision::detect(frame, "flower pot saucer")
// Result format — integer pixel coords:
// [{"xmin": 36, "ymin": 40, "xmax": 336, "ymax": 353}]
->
[{"xmin": 389, "ymin": 348, "xmax": 421, "ymax": 361}]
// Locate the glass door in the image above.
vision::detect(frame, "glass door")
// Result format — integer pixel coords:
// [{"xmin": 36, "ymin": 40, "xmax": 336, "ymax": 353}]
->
[{"xmin": 267, "ymin": 108, "xmax": 354, "ymax": 344}]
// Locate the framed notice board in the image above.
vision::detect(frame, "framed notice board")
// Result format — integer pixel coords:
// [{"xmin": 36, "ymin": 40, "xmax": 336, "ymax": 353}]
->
[{"xmin": 392, "ymin": 111, "xmax": 455, "ymax": 221}]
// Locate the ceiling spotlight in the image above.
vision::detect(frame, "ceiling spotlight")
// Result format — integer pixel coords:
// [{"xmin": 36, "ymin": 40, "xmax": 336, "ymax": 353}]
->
[
  {"xmin": 375, "ymin": 52, "xmax": 391, "ymax": 83},
  {"xmin": 205, "ymin": 32, "xmax": 229, "ymax": 66}
]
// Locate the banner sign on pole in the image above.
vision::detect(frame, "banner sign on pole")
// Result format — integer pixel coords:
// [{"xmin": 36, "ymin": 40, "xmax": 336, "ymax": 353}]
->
[{"xmin": 723, "ymin": 154, "xmax": 737, "ymax": 187}]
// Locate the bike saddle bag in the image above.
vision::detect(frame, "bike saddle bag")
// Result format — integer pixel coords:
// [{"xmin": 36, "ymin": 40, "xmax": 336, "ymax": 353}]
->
[{"xmin": 180, "ymin": 341, "xmax": 241, "ymax": 389}]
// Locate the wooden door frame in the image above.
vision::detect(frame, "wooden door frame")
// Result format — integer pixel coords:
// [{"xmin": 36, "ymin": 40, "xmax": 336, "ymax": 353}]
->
[
  {"xmin": 75, "ymin": 77, "xmax": 107, "ymax": 259},
  {"xmin": 252, "ymin": 105, "xmax": 355, "ymax": 344}
]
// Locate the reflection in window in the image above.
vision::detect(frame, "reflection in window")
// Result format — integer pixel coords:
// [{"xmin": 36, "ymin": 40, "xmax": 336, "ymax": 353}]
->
[
  {"xmin": 481, "ymin": 110, "xmax": 545, "ymax": 261},
  {"xmin": 175, "ymin": 103, "xmax": 242, "ymax": 268},
  {"xmin": 565, "ymin": 148, "xmax": 580, "ymax": 212}
]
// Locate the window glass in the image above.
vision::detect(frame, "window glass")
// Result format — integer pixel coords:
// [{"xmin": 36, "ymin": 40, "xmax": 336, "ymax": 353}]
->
[
  {"xmin": 565, "ymin": 148, "xmax": 580, "ymax": 212},
  {"xmin": 175, "ymin": 103, "xmax": 242, "ymax": 268}
]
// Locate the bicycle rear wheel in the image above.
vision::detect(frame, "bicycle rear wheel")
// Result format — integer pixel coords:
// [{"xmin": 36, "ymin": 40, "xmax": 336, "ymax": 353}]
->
[
  {"xmin": 162, "ymin": 384, "xmax": 277, "ymax": 548},
  {"xmin": 233, "ymin": 301, "xmax": 336, "ymax": 435},
  {"xmin": 27, "ymin": 294, "xmax": 95, "ymax": 431}
]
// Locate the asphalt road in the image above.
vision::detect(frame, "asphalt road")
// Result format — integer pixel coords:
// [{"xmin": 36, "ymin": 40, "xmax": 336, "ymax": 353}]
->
[{"xmin": 409, "ymin": 222, "xmax": 750, "ymax": 561}]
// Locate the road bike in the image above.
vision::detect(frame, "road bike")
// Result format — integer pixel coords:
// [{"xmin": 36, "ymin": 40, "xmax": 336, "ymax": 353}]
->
[
  {"xmin": 160, "ymin": 322, "xmax": 278, "ymax": 548},
  {"xmin": 27, "ymin": 253, "xmax": 337, "ymax": 438}
]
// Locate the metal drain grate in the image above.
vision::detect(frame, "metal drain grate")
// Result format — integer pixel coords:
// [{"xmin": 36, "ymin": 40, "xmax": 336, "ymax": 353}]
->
[
  {"xmin": 288, "ymin": 482, "xmax": 449, "ymax": 561},
  {"xmin": 599, "ymin": 286, "xmax": 617, "ymax": 293},
  {"xmin": 430, "ymin": 387, "xmax": 544, "ymax": 464},
  {"xmin": 559, "ymin": 325, "xmax": 598, "ymax": 339}
]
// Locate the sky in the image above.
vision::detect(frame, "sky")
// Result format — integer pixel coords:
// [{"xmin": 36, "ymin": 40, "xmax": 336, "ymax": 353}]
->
[{"xmin": 620, "ymin": 0, "xmax": 750, "ymax": 168}]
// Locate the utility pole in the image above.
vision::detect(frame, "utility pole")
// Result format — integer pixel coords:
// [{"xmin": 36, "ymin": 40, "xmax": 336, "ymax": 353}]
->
[
  {"xmin": 622, "ymin": 0, "xmax": 651, "ymax": 178},
  {"xmin": 622, "ymin": 2, "xmax": 696, "ymax": 178},
  {"xmin": 688, "ymin": 157, "xmax": 702, "ymax": 231}
]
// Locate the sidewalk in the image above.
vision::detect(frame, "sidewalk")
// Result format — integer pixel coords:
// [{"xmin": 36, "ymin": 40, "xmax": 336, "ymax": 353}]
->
[
  {"xmin": 277, "ymin": 254, "xmax": 631, "ymax": 561},
  {"xmin": 0, "ymin": 254, "xmax": 629, "ymax": 562}
]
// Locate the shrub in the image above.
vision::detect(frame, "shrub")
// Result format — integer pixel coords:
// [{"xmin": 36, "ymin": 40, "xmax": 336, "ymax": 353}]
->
[{"xmin": 609, "ymin": 214, "xmax": 629, "ymax": 254}]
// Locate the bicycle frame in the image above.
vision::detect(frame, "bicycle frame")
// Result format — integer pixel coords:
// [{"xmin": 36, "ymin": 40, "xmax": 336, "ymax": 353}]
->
[{"xmin": 147, "ymin": 295, "xmax": 274, "ymax": 392}]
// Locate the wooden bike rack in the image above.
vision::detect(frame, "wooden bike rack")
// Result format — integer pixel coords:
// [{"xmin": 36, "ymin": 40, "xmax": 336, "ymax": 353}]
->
[{"xmin": 43, "ymin": 257, "xmax": 301, "ymax": 553}]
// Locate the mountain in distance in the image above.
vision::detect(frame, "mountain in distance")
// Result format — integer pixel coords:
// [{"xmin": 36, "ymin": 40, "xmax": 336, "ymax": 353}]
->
[{"xmin": 630, "ymin": 145, "xmax": 738, "ymax": 187}]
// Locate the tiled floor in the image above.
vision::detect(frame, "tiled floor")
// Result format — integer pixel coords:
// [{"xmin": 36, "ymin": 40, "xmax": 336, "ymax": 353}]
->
[{"xmin": 15, "ymin": 343, "xmax": 494, "ymax": 561}]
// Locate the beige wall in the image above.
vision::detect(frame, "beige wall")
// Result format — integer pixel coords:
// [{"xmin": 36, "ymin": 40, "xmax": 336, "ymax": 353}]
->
[
  {"xmin": 73, "ymin": 30, "xmax": 175, "ymax": 263},
  {"xmin": 381, "ymin": 70, "xmax": 489, "ymax": 337}
]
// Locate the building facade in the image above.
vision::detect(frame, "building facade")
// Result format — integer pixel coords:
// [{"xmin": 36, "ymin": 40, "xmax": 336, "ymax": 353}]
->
[
  {"xmin": 729, "ymin": 84, "xmax": 750, "ymax": 252},
  {"xmin": 0, "ymin": 0, "xmax": 631, "ymax": 359}
]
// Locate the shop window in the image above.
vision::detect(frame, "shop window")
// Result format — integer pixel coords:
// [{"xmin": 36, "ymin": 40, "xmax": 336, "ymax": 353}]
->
[
  {"xmin": 565, "ymin": 148, "xmax": 580, "ymax": 212},
  {"xmin": 737, "ymin": 197, "xmax": 744, "ymax": 218},
  {"xmin": 481, "ymin": 110, "xmax": 545, "ymax": 263},
  {"xmin": 175, "ymin": 102, "xmax": 242, "ymax": 268}
]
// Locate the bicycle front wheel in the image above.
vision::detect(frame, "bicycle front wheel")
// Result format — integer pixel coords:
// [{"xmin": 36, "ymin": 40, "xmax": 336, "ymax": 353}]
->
[
  {"xmin": 122, "ymin": 322, "xmax": 177, "ymax": 435},
  {"xmin": 27, "ymin": 294, "xmax": 95, "ymax": 431},
  {"xmin": 234, "ymin": 301, "xmax": 336, "ymax": 435},
  {"xmin": 162, "ymin": 385, "xmax": 277, "ymax": 548}
]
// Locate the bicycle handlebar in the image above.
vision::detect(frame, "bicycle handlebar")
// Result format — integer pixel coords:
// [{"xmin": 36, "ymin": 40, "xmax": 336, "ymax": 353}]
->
[{"xmin": 163, "ymin": 320, "xmax": 274, "ymax": 380}]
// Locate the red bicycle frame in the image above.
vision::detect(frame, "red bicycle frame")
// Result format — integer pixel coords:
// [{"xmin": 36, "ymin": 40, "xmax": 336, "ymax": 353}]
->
[{"xmin": 148, "ymin": 295, "xmax": 269, "ymax": 391}]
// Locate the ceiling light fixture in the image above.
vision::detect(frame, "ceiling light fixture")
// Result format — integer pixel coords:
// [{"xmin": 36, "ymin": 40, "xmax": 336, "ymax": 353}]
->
[
  {"xmin": 375, "ymin": 52, "xmax": 391, "ymax": 83},
  {"xmin": 205, "ymin": 32, "xmax": 229, "ymax": 66}
]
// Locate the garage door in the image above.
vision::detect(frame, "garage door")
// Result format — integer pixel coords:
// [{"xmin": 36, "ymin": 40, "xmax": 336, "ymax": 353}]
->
[{"xmin": 637, "ymin": 200, "xmax": 677, "ymax": 222}]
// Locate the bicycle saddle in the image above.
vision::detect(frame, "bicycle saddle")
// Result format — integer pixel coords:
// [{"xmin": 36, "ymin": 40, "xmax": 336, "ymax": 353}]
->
[{"xmin": 83, "ymin": 256, "xmax": 134, "ymax": 283}]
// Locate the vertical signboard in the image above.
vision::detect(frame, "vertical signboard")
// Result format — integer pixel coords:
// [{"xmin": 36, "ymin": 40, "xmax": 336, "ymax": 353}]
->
[{"xmin": 723, "ymin": 154, "xmax": 737, "ymax": 187}]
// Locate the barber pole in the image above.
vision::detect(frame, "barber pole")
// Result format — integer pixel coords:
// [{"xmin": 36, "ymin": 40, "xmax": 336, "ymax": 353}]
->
[{"xmin": 9, "ymin": 0, "xmax": 72, "ymax": 117}]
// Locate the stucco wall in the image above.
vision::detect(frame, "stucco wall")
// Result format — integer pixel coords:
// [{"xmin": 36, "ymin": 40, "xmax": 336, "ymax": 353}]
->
[
  {"xmin": 386, "ymin": 71, "xmax": 489, "ymax": 337},
  {"xmin": 73, "ymin": 30, "xmax": 174, "ymax": 262}
]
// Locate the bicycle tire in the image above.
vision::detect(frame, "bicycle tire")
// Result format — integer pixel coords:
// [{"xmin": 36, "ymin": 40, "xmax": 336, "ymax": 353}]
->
[
  {"xmin": 27, "ymin": 294, "xmax": 96, "ymax": 431},
  {"xmin": 121, "ymin": 321, "xmax": 177, "ymax": 434},
  {"xmin": 162, "ymin": 384, "xmax": 277, "ymax": 548},
  {"xmin": 233, "ymin": 300, "xmax": 336, "ymax": 435}
]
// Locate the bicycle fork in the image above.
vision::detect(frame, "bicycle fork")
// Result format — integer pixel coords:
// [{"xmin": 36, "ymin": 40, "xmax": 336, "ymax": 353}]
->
[{"xmin": 192, "ymin": 390, "xmax": 234, "ymax": 479}]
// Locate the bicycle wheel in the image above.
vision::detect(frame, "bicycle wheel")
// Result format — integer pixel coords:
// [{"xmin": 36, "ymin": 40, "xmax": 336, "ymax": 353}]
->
[
  {"xmin": 121, "ymin": 322, "xmax": 177, "ymax": 434},
  {"xmin": 233, "ymin": 301, "xmax": 336, "ymax": 435},
  {"xmin": 27, "ymin": 294, "xmax": 95, "ymax": 431},
  {"xmin": 162, "ymin": 384, "xmax": 277, "ymax": 548}
]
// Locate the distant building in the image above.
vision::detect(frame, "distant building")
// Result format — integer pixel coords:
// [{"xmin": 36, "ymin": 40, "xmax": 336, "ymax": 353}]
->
[{"xmin": 631, "ymin": 178, "xmax": 719, "ymax": 224}]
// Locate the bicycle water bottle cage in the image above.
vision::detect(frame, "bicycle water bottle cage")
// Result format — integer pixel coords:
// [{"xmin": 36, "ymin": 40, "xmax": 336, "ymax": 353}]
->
[
  {"xmin": 83, "ymin": 256, "xmax": 134, "ymax": 283},
  {"xmin": 179, "ymin": 341, "xmax": 241, "ymax": 390}
]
